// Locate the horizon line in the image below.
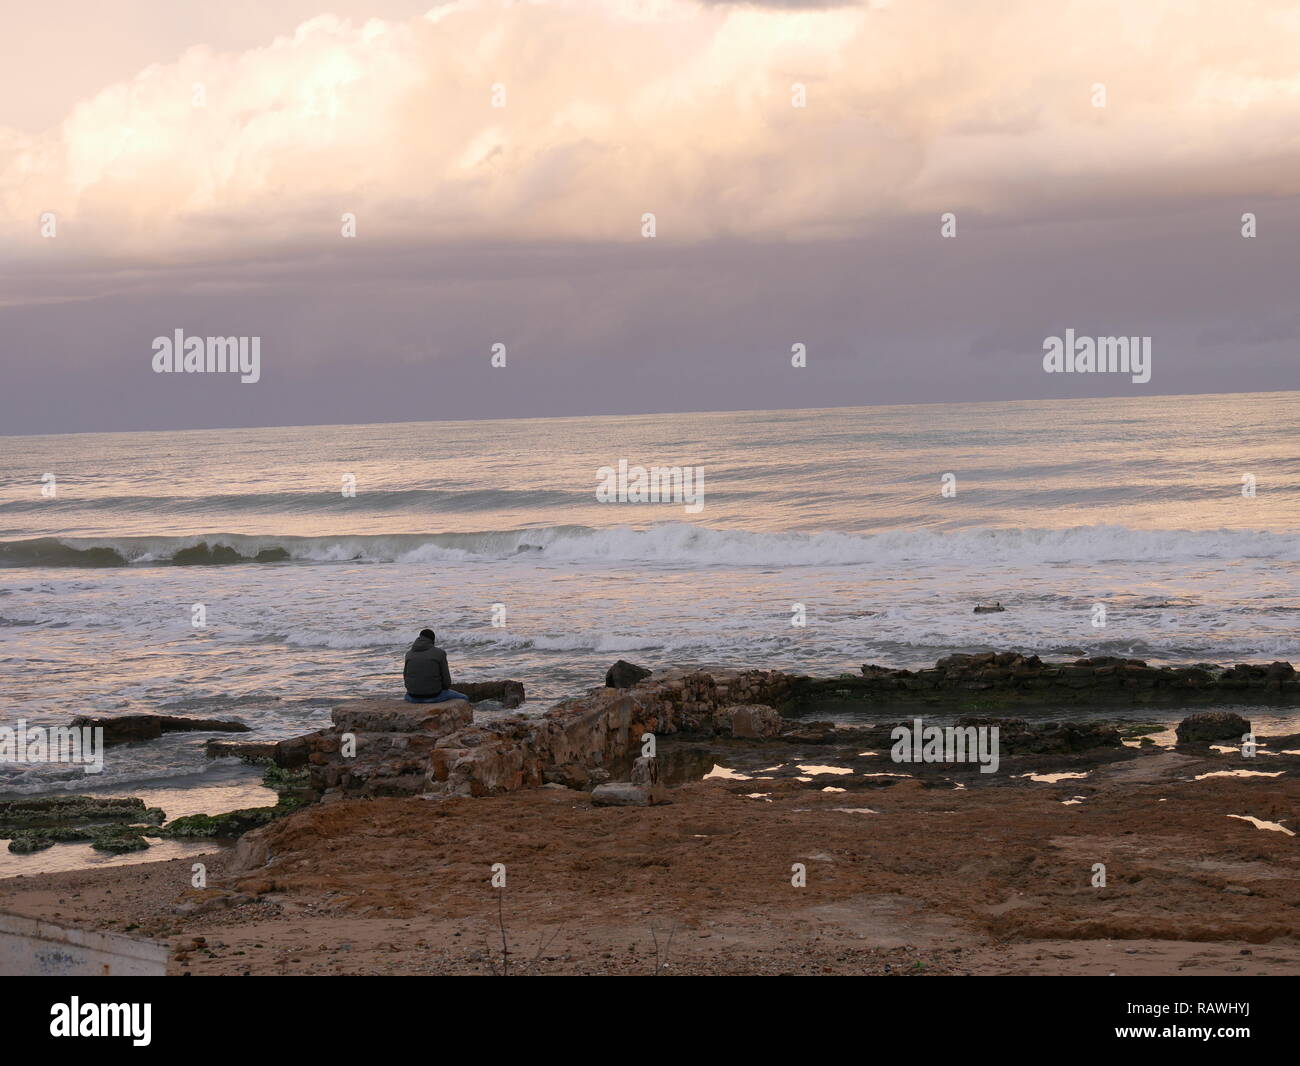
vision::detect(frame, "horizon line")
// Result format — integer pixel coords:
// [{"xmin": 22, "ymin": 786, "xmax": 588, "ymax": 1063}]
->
[{"xmin": 5, "ymin": 386, "xmax": 1298, "ymax": 441}]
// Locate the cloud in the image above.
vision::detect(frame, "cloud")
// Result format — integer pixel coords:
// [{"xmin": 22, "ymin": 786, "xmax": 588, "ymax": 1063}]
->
[{"xmin": 2, "ymin": 0, "xmax": 1300, "ymax": 266}]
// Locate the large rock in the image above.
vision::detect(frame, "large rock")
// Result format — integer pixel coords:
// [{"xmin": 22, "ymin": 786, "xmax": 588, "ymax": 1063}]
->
[
  {"xmin": 329, "ymin": 699, "xmax": 472, "ymax": 736},
  {"xmin": 205, "ymin": 732, "xmax": 322, "ymax": 768},
  {"xmin": 605, "ymin": 660, "xmax": 652, "ymax": 688},
  {"xmin": 70, "ymin": 714, "xmax": 250, "ymax": 746},
  {"xmin": 1176, "ymin": 711, "xmax": 1251, "ymax": 744},
  {"xmin": 457, "ymin": 680, "xmax": 526, "ymax": 709},
  {"xmin": 723, "ymin": 704, "xmax": 783, "ymax": 739},
  {"xmin": 0, "ymin": 795, "xmax": 162, "ymax": 833},
  {"xmin": 591, "ymin": 782, "xmax": 653, "ymax": 806},
  {"xmin": 270, "ymin": 731, "xmax": 322, "ymax": 769}
]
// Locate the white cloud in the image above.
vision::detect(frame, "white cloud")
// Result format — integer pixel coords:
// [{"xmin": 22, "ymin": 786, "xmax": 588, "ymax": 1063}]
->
[{"xmin": 2, "ymin": 0, "xmax": 1299, "ymax": 261}]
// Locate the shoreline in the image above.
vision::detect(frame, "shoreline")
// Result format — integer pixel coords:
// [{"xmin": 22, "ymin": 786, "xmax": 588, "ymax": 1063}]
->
[
  {"xmin": 2, "ymin": 734, "xmax": 1296, "ymax": 975},
  {"xmin": 2, "ymin": 653, "xmax": 1297, "ymax": 974}
]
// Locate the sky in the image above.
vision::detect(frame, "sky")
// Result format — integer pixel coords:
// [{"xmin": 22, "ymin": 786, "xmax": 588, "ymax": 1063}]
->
[{"xmin": 1, "ymin": 0, "xmax": 1298, "ymax": 435}]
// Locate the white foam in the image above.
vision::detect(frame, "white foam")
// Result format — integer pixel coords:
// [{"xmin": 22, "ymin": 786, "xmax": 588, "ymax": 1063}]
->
[{"xmin": 28, "ymin": 521, "xmax": 1300, "ymax": 569}]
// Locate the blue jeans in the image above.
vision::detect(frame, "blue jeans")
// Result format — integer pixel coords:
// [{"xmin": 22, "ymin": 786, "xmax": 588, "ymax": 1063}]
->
[{"xmin": 404, "ymin": 689, "xmax": 467, "ymax": 704}]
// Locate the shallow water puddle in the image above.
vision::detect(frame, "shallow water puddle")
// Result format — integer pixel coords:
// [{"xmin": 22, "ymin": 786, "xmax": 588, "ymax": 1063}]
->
[
  {"xmin": 1123, "ymin": 729, "xmax": 1177, "ymax": 749},
  {"xmin": 703, "ymin": 764, "xmax": 752, "ymax": 781},
  {"xmin": 791, "ymin": 808, "xmax": 879, "ymax": 815},
  {"xmin": 1194, "ymin": 770, "xmax": 1284, "ymax": 781},
  {"xmin": 743, "ymin": 792, "xmax": 772, "ymax": 801},
  {"xmin": 1061, "ymin": 796, "xmax": 1087, "ymax": 805},
  {"xmin": 821, "ymin": 786, "xmax": 846, "ymax": 793},
  {"xmin": 1211, "ymin": 743, "xmax": 1282, "ymax": 757},
  {"xmin": 1015, "ymin": 771, "xmax": 1090, "ymax": 783},
  {"xmin": 1226, "ymin": 814, "xmax": 1295, "ymax": 836},
  {"xmin": 796, "ymin": 764, "xmax": 853, "ymax": 775}
]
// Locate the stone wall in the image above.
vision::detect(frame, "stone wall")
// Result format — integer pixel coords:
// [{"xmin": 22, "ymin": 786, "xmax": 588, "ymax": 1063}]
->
[{"xmin": 305, "ymin": 668, "xmax": 796, "ymax": 801}]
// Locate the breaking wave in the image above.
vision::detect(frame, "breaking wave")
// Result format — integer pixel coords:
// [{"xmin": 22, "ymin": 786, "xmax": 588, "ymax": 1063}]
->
[{"xmin": 2, "ymin": 523, "xmax": 1298, "ymax": 569}]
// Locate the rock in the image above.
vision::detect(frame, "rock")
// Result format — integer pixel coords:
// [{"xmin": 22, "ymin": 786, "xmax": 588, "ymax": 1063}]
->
[
  {"xmin": 457, "ymin": 680, "xmax": 526, "ymax": 709},
  {"xmin": 329, "ymin": 699, "xmax": 472, "ymax": 736},
  {"xmin": 261, "ymin": 764, "xmax": 310, "ymax": 797},
  {"xmin": 174, "ymin": 893, "xmax": 250, "ymax": 916},
  {"xmin": 591, "ymin": 782, "xmax": 653, "ymax": 806},
  {"xmin": 9, "ymin": 827, "xmax": 145, "ymax": 854},
  {"xmin": 0, "ymin": 795, "xmax": 164, "ymax": 834},
  {"xmin": 1176, "ymin": 711, "xmax": 1251, "ymax": 744},
  {"xmin": 1170, "ymin": 667, "xmax": 1214, "ymax": 686},
  {"xmin": 542, "ymin": 763, "xmax": 592, "ymax": 789},
  {"xmin": 935, "ymin": 653, "xmax": 977, "ymax": 670},
  {"xmin": 973, "ymin": 604, "xmax": 1006, "ymax": 614},
  {"xmin": 227, "ymin": 829, "xmax": 273, "ymax": 875},
  {"xmin": 90, "ymin": 830, "xmax": 151, "ymax": 853},
  {"xmin": 271, "ymin": 732, "xmax": 320, "ymax": 769},
  {"xmin": 7, "ymin": 834, "xmax": 57, "ymax": 854},
  {"xmin": 779, "ymin": 721, "xmax": 838, "ymax": 743},
  {"xmin": 206, "ymin": 739, "xmax": 278, "ymax": 763},
  {"xmin": 7, "ymin": 819, "xmax": 158, "ymax": 853},
  {"xmin": 725, "ymin": 704, "xmax": 783, "ymax": 739},
  {"xmin": 605, "ymin": 660, "xmax": 652, "ymax": 688},
  {"xmin": 629, "ymin": 755, "xmax": 668, "ymax": 803},
  {"xmin": 71, "ymin": 714, "xmax": 251, "ymax": 746},
  {"xmin": 629, "ymin": 755, "xmax": 657, "ymax": 787},
  {"xmin": 293, "ymin": 652, "xmax": 1296, "ymax": 809},
  {"xmin": 159, "ymin": 805, "xmax": 288, "ymax": 839},
  {"xmin": 954, "ymin": 717, "xmax": 1121, "ymax": 753}
]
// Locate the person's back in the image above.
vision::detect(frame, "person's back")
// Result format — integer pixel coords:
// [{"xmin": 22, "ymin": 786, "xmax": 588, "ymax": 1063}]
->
[{"xmin": 404, "ymin": 629, "xmax": 461, "ymax": 702}]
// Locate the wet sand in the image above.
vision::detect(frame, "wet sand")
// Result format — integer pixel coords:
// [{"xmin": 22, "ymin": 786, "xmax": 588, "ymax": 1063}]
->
[{"xmin": 1, "ymin": 736, "xmax": 1296, "ymax": 976}]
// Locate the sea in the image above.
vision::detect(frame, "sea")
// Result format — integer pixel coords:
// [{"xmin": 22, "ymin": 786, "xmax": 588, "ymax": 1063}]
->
[{"xmin": 2, "ymin": 391, "xmax": 1298, "ymax": 869}]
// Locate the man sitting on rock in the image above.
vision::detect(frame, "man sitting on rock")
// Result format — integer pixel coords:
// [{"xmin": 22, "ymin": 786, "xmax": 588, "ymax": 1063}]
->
[{"xmin": 403, "ymin": 629, "xmax": 468, "ymax": 703}]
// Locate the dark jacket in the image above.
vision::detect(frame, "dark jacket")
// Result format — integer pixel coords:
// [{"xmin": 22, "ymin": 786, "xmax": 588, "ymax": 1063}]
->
[{"xmin": 404, "ymin": 635, "xmax": 452, "ymax": 697}]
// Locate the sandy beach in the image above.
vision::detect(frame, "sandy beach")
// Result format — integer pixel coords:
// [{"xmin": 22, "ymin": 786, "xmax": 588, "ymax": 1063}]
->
[{"xmin": 4, "ymin": 717, "xmax": 1296, "ymax": 976}]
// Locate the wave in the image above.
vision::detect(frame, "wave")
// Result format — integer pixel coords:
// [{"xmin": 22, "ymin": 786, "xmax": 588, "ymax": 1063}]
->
[
  {"xmin": 0, "ymin": 487, "xmax": 587, "ymax": 516},
  {"xmin": 2, "ymin": 523, "xmax": 1298, "ymax": 569}
]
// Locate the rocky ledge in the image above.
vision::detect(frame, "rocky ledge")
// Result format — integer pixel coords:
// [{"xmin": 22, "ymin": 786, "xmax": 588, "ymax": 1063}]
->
[
  {"xmin": 818, "ymin": 652, "xmax": 1300, "ymax": 708},
  {"xmin": 3, "ymin": 767, "xmax": 311, "ymax": 854},
  {"xmin": 296, "ymin": 656, "xmax": 1273, "ymax": 804},
  {"xmin": 304, "ymin": 668, "xmax": 798, "ymax": 801},
  {"xmin": 70, "ymin": 714, "xmax": 251, "ymax": 746}
]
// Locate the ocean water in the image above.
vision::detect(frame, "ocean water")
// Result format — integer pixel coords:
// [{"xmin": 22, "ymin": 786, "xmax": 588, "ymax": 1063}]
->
[{"xmin": 2, "ymin": 391, "xmax": 1299, "ymax": 801}]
